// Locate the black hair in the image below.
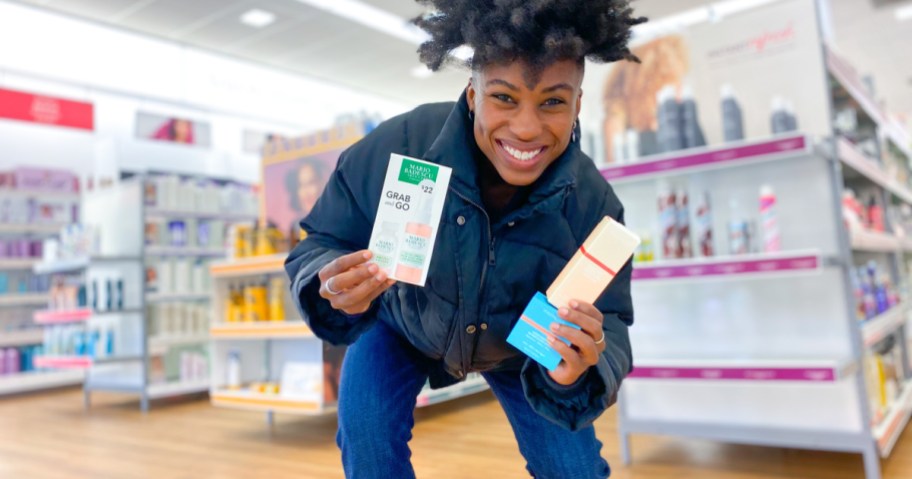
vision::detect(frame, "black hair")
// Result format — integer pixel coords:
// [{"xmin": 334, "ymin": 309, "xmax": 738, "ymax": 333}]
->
[{"xmin": 413, "ymin": 0, "xmax": 646, "ymax": 74}]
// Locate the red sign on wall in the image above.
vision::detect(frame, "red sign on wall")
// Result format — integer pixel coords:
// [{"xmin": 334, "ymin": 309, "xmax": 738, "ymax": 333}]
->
[{"xmin": 0, "ymin": 88, "xmax": 94, "ymax": 131}]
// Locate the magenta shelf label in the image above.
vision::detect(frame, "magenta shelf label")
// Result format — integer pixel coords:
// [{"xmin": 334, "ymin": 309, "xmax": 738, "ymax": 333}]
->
[
  {"xmin": 629, "ymin": 366, "xmax": 836, "ymax": 382},
  {"xmin": 600, "ymin": 135, "xmax": 807, "ymax": 181},
  {"xmin": 633, "ymin": 254, "xmax": 819, "ymax": 281}
]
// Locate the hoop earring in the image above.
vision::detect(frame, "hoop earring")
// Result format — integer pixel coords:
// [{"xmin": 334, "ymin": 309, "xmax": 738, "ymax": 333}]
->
[
  {"xmin": 571, "ymin": 119, "xmax": 579, "ymax": 143},
  {"xmin": 469, "ymin": 110, "xmax": 475, "ymax": 121}
]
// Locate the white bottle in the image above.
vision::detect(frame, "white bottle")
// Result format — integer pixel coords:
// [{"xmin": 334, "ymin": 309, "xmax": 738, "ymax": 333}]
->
[
  {"xmin": 370, "ymin": 221, "xmax": 400, "ymax": 275},
  {"xmin": 227, "ymin": 351, "xmax": 241, "ymax": 390}
]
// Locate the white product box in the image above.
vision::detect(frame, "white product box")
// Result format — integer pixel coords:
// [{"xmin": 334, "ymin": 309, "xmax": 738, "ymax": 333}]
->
[{"xmin": 367, "ymin": 154, "xmax": 452, "ymax": 287}]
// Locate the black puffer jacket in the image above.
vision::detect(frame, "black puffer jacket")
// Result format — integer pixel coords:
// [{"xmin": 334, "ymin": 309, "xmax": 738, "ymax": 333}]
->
[{"xmin": 285, "ymin": 90, "xmax": 633, "ymax": 431}]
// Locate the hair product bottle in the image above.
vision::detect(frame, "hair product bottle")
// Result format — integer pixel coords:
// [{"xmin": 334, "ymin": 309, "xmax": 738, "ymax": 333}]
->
[
  {"xmin": 695, "ymin": 191, "xmax": 714, "ymax": 257},
  {"xmin": 658, "ymin": 181, "xmax": 678, "ymax": 259},
  {"xmin": 657, "ymin": 85, "xmax": 684, "ymax": 153},
  {"xmin": 680, "ymin": 85, "xmax": 706, "ymax": 149},
  {"xmin": 759, "ymin": 185, "xmax": 780, "ymax": 253},
  {"xmin": 770, "ymin": 97, "xmax": 790, "ymax": 135},
  {"xmin": 676, "ymin": 186, "xmax": 692, "ymax": 258},
  {"xmin": 721, "ymin": 84, "xmax": 745, "ymax": 142}
]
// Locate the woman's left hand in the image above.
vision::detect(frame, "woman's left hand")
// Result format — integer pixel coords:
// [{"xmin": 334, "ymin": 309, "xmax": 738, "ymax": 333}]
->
[{"xmin": 547, "ymin": 300, "xmax": 606, "ymax": 386}]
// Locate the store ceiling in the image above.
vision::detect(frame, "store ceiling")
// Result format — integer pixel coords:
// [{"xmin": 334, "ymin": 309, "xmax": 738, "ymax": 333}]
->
[{"xmin": 7, "ymin": 0, "xmax": 912, "ymax": 117}]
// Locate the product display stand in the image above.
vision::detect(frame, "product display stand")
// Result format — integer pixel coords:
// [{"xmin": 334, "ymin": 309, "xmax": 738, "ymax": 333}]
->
[
  {"xmin": 608, "ymin": 46, "xmax": 912, "ymax": 479},
  {"xmin": 208, "ymin": 255, "xmax": 489, "ymax": 427},
  {"xmin": 0, "ymin": 185, "xmax": 83, "ymax": 395},
  {"xmin": 31, "ymin": 175, "xmax": 257, "ymax": 411}
]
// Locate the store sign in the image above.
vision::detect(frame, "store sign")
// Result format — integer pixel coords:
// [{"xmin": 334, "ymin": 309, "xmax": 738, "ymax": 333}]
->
[{"xmin": 0, "ymin": 87, "xmax": 94, "ymax": 131}]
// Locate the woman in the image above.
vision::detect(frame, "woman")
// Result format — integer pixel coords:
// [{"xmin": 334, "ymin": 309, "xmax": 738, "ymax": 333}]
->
[{"xmin": 285, "ymin": 1, "xmax": 644, "ymax": 477}]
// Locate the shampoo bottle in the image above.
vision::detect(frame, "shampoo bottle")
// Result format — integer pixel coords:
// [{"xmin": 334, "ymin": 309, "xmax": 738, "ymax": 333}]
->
[
  {"xmin": 695, "ymin": 191, "xmax": 714, "ymax": 257},
  {"xmin": 759, "ymin": 185, "xmax": 780, "ymax": 253},
  {"xmin": 680, "ymin": 85, "xmax": 706, "ymax": 149},
  {"xmin": 721, "ymin": 84, "xmax": 745, "ymax": 142},
  {"xmin": 676, "ymin": 186, "xmax": 693, "ymax": 258}
]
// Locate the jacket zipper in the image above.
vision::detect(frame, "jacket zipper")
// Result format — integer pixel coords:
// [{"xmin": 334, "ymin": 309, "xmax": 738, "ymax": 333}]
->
[
  {"xmin": 451, "ymin": 188, "xmax": 495, "ymax": 375},
  {"xmin": 450, "ymin": 189, "xmax": 495, "ymax": 291}
]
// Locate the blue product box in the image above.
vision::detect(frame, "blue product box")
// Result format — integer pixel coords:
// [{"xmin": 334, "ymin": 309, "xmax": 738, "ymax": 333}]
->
[{"xmin": 506, "ymin": 292, "xmax": 581, "ymax": 371}]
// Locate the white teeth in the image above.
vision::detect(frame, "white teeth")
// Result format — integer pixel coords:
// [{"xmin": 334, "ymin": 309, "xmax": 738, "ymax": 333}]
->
[{"xmin": 503, "ymin": 144, "xmax": 542, "ymax": 162}]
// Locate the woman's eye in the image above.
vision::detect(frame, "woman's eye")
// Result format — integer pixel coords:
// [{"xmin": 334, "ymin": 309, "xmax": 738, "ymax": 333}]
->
[
  {"xmin": 493, "ymin": 94, "xmax": 514, "ymax": 103},
  {"xmin": 543, "ymin": 98, "xmax": 565, "ymax": 106}
]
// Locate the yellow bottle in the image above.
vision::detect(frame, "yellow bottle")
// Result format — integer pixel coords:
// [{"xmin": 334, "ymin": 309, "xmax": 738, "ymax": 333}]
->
[
  {"xmin": 225, "ymin": 286, "xmax": 238, "ymax": 323},
  {"xmin": 268, "ymin": 277, "xmax": 285, "ymax": 322},
  {"xmin": 243, "ymin": 283, "xmax": 257, "ymax": 322}
]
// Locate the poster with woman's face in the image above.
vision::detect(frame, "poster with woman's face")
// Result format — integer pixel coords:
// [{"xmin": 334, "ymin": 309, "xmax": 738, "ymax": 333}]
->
[
  {"xmin": 135, "ymin": 111, "xmax": 211, "ymax": 147},
  {"xmin": 262, "ymin": 148, "xmax": 341, "ymax": 237}
]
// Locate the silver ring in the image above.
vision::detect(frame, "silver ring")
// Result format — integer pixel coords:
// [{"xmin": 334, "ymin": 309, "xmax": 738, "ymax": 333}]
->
[
  {"xmin": 595, "ymin": 331, "xmax": 606, "ymax": 345},
  {"xmin": 325, "ymin": 277, "xmax": 342, "ymax": 296}
]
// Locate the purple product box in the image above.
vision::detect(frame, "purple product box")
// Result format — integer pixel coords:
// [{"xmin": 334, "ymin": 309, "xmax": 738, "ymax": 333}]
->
[{"xmin": 13, "ymin": 167, "xmax": 78, "ymax": 193}]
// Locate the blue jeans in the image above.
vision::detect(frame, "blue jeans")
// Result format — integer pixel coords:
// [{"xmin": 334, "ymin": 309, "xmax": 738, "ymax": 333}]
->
[{"xmin": 336, "ymin": 321, "xmax": 610, "ymax": 479}]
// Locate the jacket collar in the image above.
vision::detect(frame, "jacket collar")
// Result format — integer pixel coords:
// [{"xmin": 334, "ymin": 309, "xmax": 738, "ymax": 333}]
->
[{"xmin": 422, "ymin": 89, "xmax": 580, "ymax": 211}]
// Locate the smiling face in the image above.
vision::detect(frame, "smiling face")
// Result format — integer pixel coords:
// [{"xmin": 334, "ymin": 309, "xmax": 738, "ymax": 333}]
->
[{"xmin": 466, "ymin": 59, "xmax": 584, "ymax": 186}]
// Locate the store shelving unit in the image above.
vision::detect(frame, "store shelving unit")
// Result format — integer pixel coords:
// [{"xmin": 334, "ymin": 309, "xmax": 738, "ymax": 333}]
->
[
  {"xmin": 606, "ymin": 44, "xmax": 912, "ymax": 479},
  {"xmin": 0, "ymin": 186, "xmax": 82, "ymax": 396},
  {"xmin": 28, "ymin": 176, "xmax": 256, "ymax": 410},
  {"xmin": 208, "ymin": 254, "xmax": 490, "ymax": 426}
]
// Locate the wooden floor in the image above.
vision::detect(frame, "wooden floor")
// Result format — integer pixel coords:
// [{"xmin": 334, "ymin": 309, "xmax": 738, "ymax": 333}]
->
[{"xmin": 1, "ymin": 388, "xmax": 911, "ymax": 479}]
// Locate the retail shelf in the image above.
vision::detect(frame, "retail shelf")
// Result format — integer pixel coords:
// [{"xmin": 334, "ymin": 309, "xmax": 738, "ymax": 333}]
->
[
  {"xmin": 862, "ymin": 305, "xmax": 909, "ymax": 347},
  {"xmin": 34, "ymin": 355, "xmax": 93, "ymax": 369},
  {"xmin": 850, "ymin": 229, "xmax": 902, "ymax": 253},
  {"xmin": 34, "ymin": 355, "xmax": 143, "ymax": 369},
  {"xmin": 416, "ymin": 376, "xmax": 489, "ymax": 408},
  {"xmin": 32, "ymin": 255, "xmax": 140, "ymax": 275},
  {"xmin": 0, "ymin": 223, "xmax": 64, "ymax": 236},
  {"xmin": 826, "ymin": 47, "xmax": 911, "ymax": 160},
  {"xmin": 146, "ymin": 291, "xmax": 211, "ymax": 303},
  {"xmin": 0, "ymin": 369, "xmax": 83, "ymax": 395},
  {"xmin": 33, "ymin": 308, "xmax": 92, "ymax": 324},
  {"xmin": 0, "ymin": 328, "xmax": 44, "ymax": 347},
  {"xmin": 145, "ymin": 208, "xmax": 257, "ymax": 223},
  {"xmin": 149, "ymin": 334, "xmax": 209, "ymax": 355},
  {"xmin": 147, "ymin": 380, "xmax": 210, "ymax": 399},
  {"xmin": 145, "ymin": 245, "xmax": 226, "ymax": 257},
  {"xmin": 600, "ymin": 134, "xmax": 809, "ymax": 183},
  {"xmin": 83, "ymin": 378, "xmax": 144, "ymax": 393},
  {"xmin": 0, "ymin": 292, "xmax": 49, "ymax": 308},
  {"xmin": 209, "ymin": 254, "xmax": 286, "ymax": 278},
  {"xmin": 632, "ymin": 251, "xmax": 821, "ymax": 282},
  {"xmin": 627, "ymin": 358, "xmax": 855, "ymax": 382},
  {"xmin": 0, "ymin": 258, "xmax": 40, "ymax": 270},
  {"xmin": 837, "ymin": 137, "xmax": 912, "ymax": 205},
  {"xmin": 874, "ymin": 380, "xmax": 912, "ymax": 457},
  {"xmin": 210, "ymin": 389, "xmax": 331, "ymax": 415},
  {"xmin": 0, "ymin": 190, "xmax": 79, "ymax": 201},
  {"xmin": 210, "ymin": 322, "xmax": 313, "ymax": 340}
]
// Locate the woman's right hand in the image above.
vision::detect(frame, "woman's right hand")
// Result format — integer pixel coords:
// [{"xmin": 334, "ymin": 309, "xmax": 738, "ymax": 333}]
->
[{"xmin": 318, "ymin": 250, "xmax": 396, "ymax": 316}]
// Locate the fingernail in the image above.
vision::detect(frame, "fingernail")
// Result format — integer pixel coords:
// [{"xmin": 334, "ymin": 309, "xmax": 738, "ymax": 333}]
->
[
  {"xmin": 368, "ymin": 264, "xmax": 379, "ymax": 274},
  {"xmin": 547, "ymin": 336, "xmax": 555, "ymax": 345},
  {"xmin": 362, "ymin": 251, "xmax": 371, "ymax": 259},
  {"xmin": 569, "ymin": 300, "xmax": 579, "ymax": 309},
  {"xmin": 550, "ymin": 323, "xmax": 560, "ymax": 332},
  {"xmin": 376, "ymin": 274, "xmax": 386, "ymax": 282},
  {"xmin": 558, "ymin": 307, "xmax": 569, "ymax": 317}
]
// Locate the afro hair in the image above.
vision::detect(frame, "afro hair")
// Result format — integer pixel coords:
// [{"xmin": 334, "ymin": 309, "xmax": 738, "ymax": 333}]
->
[{"xmin": 413, "ymin": 0, "xmax": 647, "ymax": 74}]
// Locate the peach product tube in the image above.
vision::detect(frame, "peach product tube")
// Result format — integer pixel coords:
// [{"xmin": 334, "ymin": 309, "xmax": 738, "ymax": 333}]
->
[
  {"xmin": 395, "ymin": 221, "xmax": 433, "ymax": 283},
  {"xmin": 546, "ymin": 216, "xmax": 641, "ymax": 309}
]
